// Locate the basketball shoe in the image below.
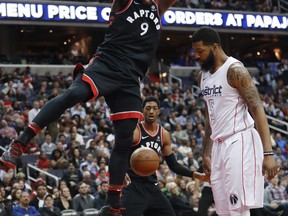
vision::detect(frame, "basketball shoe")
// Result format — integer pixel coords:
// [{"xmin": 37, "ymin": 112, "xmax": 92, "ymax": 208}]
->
[
  {"xmin": 0, "ymin": 140, "xmax": 27, "ymax": 170},
  {"xmin": 97, "ymin": 205, "xmax": 125, "ymax": 216}
]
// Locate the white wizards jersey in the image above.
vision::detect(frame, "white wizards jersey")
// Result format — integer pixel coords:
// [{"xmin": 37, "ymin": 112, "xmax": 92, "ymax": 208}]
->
[{"xmin": 200, "ymin": 56, "xmax": 254, "ymax": 142}]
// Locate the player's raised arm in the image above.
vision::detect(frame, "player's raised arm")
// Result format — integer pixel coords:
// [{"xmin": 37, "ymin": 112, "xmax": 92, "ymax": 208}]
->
[
  {"xmin": 227, "ymin": 63, "xmax": 278, "ymax": 180},
  {"xmin": 156, "ymin": 0, "xmax": 177, "ymax": 17}
]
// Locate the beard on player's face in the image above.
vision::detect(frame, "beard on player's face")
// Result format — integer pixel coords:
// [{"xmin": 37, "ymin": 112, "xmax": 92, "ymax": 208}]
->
[{"xmin": 201, "ymin": 49, "xmax": 215, "ymax": 71}]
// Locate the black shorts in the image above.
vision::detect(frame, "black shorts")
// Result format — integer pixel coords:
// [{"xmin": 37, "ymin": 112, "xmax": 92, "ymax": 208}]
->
[
  {"xmin": 82, "ymin": 58, "xmax": 143, "ymax": 121},
  {"xmin": 121, "ymin": 181, "xmax": 176, "ymax": 216}
]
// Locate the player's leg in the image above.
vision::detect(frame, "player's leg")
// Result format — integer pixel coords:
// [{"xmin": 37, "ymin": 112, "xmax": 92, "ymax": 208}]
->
[
  {"xmin": 143, "ymin": 185, "xmax": 175, "ymax": 216},
  {"xmin": 97, "ymin": 88, "xmax": 142, "ymax": 216},
  {"xmin": 121, "ymin": 182, "xmax": 149, "ymax": 216},
  {"xmin": 210, "ymin": 141, "xmax": 231, "ymax": 216},
  {"xmin": 0, "ymin": 72, "xmax": 93, "ymax": 170},
  {"xmin": 223, "ymin": 128, "xmax": 264, "ymax": 216},
  {"xmin": 198, "ymin": 185, "xmax": 215, "ymax": 216},
  {"xmin": 107, "ymin": 118, "xmax": 138, "ymax": 203}
]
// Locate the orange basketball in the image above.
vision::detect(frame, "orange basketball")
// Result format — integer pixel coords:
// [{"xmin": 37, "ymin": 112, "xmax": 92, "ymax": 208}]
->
[{"xmin": 130, "ymin": 147, "xmax": 160, "ymax": 176}]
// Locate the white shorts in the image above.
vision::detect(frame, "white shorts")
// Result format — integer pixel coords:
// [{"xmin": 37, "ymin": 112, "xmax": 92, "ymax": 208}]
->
[{"xmin": 210, "ymin": 128, "xmax": 264, "ymax": 215}]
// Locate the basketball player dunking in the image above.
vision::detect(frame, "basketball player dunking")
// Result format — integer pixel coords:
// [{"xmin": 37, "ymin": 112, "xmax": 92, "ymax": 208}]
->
[
  {"xmin": 192, "ymin": 27, "xmax": 278, "ymax": 216},
  {"xmin": 120, "ymin": 96, "xmax": 209, "ymax": 216},
  {"xmin": 0, "ymin": 0, "xmax": 177, "ymax": 215}
]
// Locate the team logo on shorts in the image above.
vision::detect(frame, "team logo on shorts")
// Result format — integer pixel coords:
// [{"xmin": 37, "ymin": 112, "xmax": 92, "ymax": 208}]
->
[{"xmin": 230, "ymin": 194, "xmax": 239, "ymax": 206}]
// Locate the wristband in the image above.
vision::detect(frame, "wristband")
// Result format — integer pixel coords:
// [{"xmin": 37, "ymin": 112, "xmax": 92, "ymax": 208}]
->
[{"xmin": 263, "ymin": 151, "xmax": 274, "ymax": 156}]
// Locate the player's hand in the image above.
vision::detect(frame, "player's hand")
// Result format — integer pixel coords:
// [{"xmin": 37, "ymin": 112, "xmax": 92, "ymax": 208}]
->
[
  {"xmin": 123, "ymin": 173, "xmax": 131, "ymax": 187},
  {"xmin": 202, "ymin": 155, "xmax": 211, "ymax": 176},
  {"xmin": 193, "ymin": 172, "xmax": 210, "ymax": 182},
  {"xmin": 262, "ymin": 155, "xmax": 278, "ymax": 180}
]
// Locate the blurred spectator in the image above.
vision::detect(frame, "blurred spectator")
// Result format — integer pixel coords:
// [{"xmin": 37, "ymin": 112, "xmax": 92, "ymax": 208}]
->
[
  {"xmin": 95, "ymin": 168, "xmax": 109, "ymax": 187},
  {"xmin": 61, "ymin": 163, "xmax": 82, "ymax": 192},
  {"xmin": 82, "ymin": 171, "xmax": 97, "ymax": 195},
  {"xmin": 29, "ymin": 183, "xmax": 48, "ymax": 210},
  {"xmin": 28, "ymin": 101, "xmax": 40, "ymax": 123},
  {"xmin": 38, "ymin": 194, "xmax": 61, "ymax": 216},
  {"xmin": 0, "ymin": 119, "xmax": 18, "ymax": 146},
  {"xmin": 85, "ymin": 139, "xmax": 98, "ymax": 158},
  {"xmin": 54, "ymin": 186, "xmax": 73, "ymax": 211},
  {"xmin": 172, "ymin": 124, "xmax": 189, "ymax": 145},
  {"xmin": 72, "ymin": 182, "xmax": 94, "ymax": 212},
  {"xmin": 274, "ymin": 133, "xmax": 287, "ymax": 152},
  {"xmin": 84, "ymin": 114, "xmax": 98, "ymax": 137},
  {"xmin": 50, "ymin": 149, "xmax": 69, "ymax": 169},
  {"xmin": 26, "ymin": 138, "xmax": 41, "ymax": 155},
  {"xmin": 264, "ymin": 175, "xmax": 288, "ymax": 215},
  {"xmin": 13, "ymin": 191, "xmax": 40, "ymax": 216},
  {"xmin": 0, "ymin": 173, "xmax": 13, "ymax": 195},
  {"xmin": 93, "ymin": 181, "xmax": 109, "ymax": 209},
  {"xmin": 178, "ymin": 140, "xmax": 193, "ymax": 157},
  {"xmin": 2, "ymin": 188, "xmax": 22, "ymax": 216},
  {"xmin": 166, "ymin": 182, "xmax": 198, "ymax": 216},
  {"xmin": 71, "ymin": 125, "xmax": 85, "ymax": 146},
  {"xmin": 69, "ymin": 147, "xmax": 84, "ymax": 168},
  {"xmin": 80, "ymin": 153, "xmax": 98, "ymax": 175},
  {"xmin": 183, "ymin": 151, "xmax": 199, "ymax": 171},
  {"xmin": 37, "ymin": 151, "xmax": 50, "ymax": 170},
  {"xmin": 41, "ymin": 134, "xmax": 56, "ymax": 155},
  {"xmin": 52, "ymin": 187, "xmax": 60, "ymax": 200}
]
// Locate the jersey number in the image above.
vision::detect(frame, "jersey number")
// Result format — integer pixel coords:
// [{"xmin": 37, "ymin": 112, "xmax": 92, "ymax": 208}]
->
[{"xmin": 140, "ymin": 22, "xmax": 149, "ymax": 36}]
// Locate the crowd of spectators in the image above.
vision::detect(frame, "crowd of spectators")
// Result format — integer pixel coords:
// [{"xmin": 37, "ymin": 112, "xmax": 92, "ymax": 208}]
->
[{"xmin": 0, "ymin": 59, "xmax": 287, "ymax": 215}]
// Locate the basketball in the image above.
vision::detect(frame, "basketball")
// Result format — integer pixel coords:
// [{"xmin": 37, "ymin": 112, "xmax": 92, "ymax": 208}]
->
[{"xmin": 130, "ymin": 147, "xmax": 160, "ymax": 176}]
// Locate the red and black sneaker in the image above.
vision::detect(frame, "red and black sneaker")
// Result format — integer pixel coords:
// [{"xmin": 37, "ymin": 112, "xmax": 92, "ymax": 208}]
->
[
  {"xmin": 0, "ymin": 140, "xmax": 27, "ymax": 170},
  {"xmin": 97, "ymin": 205, "xmax": 125, "ymax": 216}
]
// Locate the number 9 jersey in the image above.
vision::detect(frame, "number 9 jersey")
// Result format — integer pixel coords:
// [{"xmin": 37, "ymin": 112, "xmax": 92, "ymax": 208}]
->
[{"xmin": 96, "ymin": 0, "xmax": 161, "ymax": 81}]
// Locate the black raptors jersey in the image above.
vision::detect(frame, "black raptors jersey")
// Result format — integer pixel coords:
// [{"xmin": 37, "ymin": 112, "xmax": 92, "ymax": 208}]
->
[
  {"xmin": 96, "ymin": 0, "xmax": 161, "ymax": 81},
  {"xmin": 127, "ymin": 122, "xmax": 163, "ymax": 183}
]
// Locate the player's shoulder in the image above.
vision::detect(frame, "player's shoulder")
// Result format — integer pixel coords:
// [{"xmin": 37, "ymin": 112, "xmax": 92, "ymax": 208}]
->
[
  {"xmin": 227, "ymin": 62, "xmax": 252, "ymax": 88},
  {"xmin": 111, "ymin": 0, "xmax": 130, "ymax": 13},
  {"xmin": 227, "ymin": 62, "xmax": 250, "ymax": 77}
]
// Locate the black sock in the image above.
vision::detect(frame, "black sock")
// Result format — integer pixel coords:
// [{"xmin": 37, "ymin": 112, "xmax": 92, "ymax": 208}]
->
[
  {"xmin": 17, "ymin": 127, "xmax": 36, "ymax": 147},
  {"xmin": 106, "ymin": 190, "xmax": 121, "ymax": 208}
]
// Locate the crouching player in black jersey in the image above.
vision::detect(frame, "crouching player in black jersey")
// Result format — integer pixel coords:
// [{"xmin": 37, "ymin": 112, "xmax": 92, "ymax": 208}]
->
[{"xmin": 120, "ymin": 96, "xmax": 209, "ymax": 216}]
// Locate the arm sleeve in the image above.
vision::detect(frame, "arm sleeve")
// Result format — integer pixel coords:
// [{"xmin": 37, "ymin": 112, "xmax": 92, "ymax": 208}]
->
[{"xmin": 164, "ymin": 153, "xmax": 193, "ymax": 177}]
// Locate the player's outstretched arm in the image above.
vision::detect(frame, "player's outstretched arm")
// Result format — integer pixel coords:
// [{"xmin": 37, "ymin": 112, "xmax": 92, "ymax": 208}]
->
[
  {"xmin": 162, "ymin": 129, "xmax": 209, "ymax": 182},
  {"xmin": 227, "ymin": 63, "xmax": 278, "ymax": 180}
]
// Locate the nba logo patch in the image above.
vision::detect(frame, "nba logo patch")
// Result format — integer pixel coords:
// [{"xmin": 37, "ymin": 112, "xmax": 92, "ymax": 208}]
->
[
  {"xmin": 230, "ymin": 194, "xmax": 239, "ymax": 206},
  {"xmin": 151, "ymin": 5, "xmax": 156, "ymax": 11},
  {"xmin": 156, "ymin": 136, "xmax": 160, "ymax": 141}
]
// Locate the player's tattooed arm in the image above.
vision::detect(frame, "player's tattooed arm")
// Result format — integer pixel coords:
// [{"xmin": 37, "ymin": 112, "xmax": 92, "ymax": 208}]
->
[
  {"xmin": 227, "ymin": 63, "xmax": 273, "ymax": 152},
  {"xmin": 227, "ymin": 63, "xmax": 262, "ymax": 115},
  {"xmin": 202, "ymin": 104, "xmax": 212, "ymax": 157},
  {"xmin": 201, "ymin": 103, "xmax": 213, "ymax": 176}
]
